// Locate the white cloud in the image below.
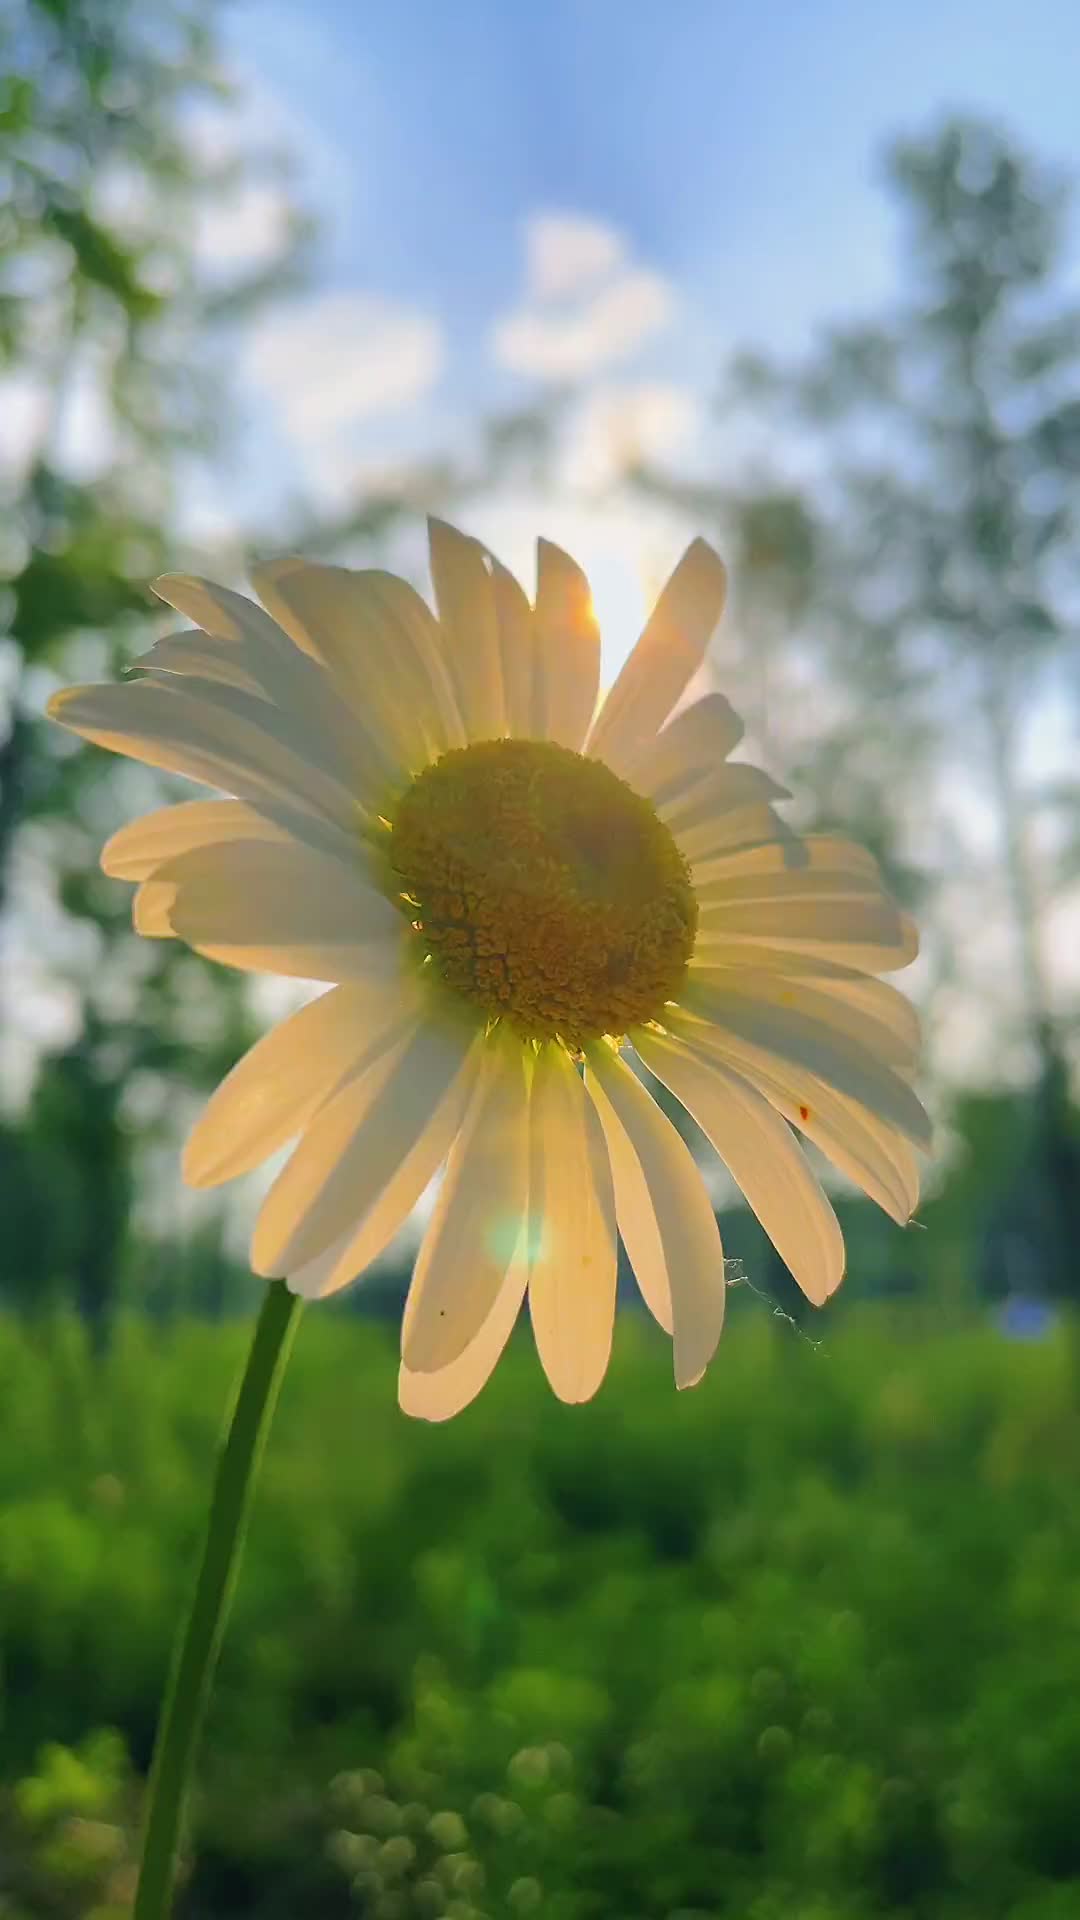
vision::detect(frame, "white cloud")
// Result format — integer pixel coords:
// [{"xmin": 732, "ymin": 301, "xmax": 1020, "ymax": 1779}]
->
[
  {"xmin": 525, "ymin": 213, "xmax": 625, "ymax": 301},
  {"xmin": 492, "ymin": 213, "xmax": 677, "ymax": 381},
  {"xmin": 244, "ymin": 291, "xmax": 443, "ymax": 456},
  {"xmin": 494, "ymin": 269, "xmax": 675, "ymax": 381},
  {"xmin": 566, "ymin": 381, "xmax": 698, "ymax": 491},
  {"xmin": 195, "ymin": 181, "xmax": 295, "ymax": 272}
]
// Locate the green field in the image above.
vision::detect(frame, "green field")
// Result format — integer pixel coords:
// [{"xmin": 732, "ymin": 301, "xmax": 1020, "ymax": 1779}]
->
[{"xmin": 2, "ymin": 1305, "xmax": 1079, "ymax": 1919}]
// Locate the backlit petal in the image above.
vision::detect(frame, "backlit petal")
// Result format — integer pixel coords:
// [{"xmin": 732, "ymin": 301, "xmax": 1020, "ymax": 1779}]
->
[
  {"xmin": 622, "ymin": 691, "xmax": 745, "ymax": 805},
  {"xmin": 428, "ymin": 518, "xmax": 505, "ymax": 740},
  {"xmin": 185, "ymin": 971, "xmax": 417, "ymax": 1188},
  {"xmin": 286, "ymin": 1046, "xmax": 480, "ymax": 1299},
  {"xmin": 634, "ymin": 1028, "xmax": 845, "ymax": 1305},
  {"xmin": 532, "ymin": 538, "xmax": 601, "ymax": 751},
  {"xmin": 527, "ymin": 1045, "xmax": 617, "ymax": 1403},
  {"xmin": 402, "ymin": 1036, "xmax": 529, "ymax": 1372},
  {"xmin": 586, "ymin": 538, "xmax": 727, "ymax": 769},
  {"xmin": 398, "ymin": 1261, "xmax": 528, "ymax": 1421},
  {"xmin": 249, "ymin": 556, "xmax": 464, "ymax": 768},
  {"xmin": 668, "ymin": 1014, "xmax": 921, "ymax": 1222},
  {"xmin": 252, "ymin": 1009, "xmax": 480, "ymax": 1276},
  {"xmin": 150, "ymin": 838, "xmax": 402, "ymax": 981},
  {"xmin": 585, "ymin": 1045, "xmax": 725, "ymax": 1387}
]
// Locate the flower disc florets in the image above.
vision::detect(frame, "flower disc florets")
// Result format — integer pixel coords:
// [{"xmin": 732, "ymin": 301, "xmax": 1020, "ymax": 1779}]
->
[{"xmin": 389, "ymin": 738, "xmax": 697, "ymax": 1048}]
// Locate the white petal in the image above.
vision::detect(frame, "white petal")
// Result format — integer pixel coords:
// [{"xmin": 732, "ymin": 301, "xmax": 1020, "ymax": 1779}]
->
[
  {"xmin": 585, "ymin": 1045, "xmax": 725, "ymax": 1388},
  {"xmin": 286, "ymin": 1048, "xmax": 480, "ymax": 1298},
  {"xmin": 807, "ymin": 974, "xmax": 922, "ymax": 1072},
  {"xmin": 670, "ymin": 994, "xmax": 931, "ymax": 1149},
  {"xmin": 402, "ymin": 1037, "xmax": 529, "ymax": 1372},
  {"xmin": 674, "ymin": 804, "xmax": 797, "ymax": 867},
  {"xmin": 248, "ymin": 557, "xmax": 464, "ymax": 769},
  {"xmin": 668, "ymin": 1015, "xmax": 920, "ymax": 1222},
  {"xmin": 489, "ymin": 555, "xmax": 536, "ymax": 738},
  {"xmin": 398, "ymin": 1262, "xmax": 528, "ymax": 1421},
  {"xmin": 150, "ymin": 838, "xmax": 403, "ymax": 981},
  {"xmin": 634, "ymin": 1029, "xmax": 845, "ymax": 1306},
  {"xmin": 103, "ymin": 800, "xmax": 296, "ymax": 880},
  {"xmin": 132, "ymin": 631, "xmax": 266, "ymax": 698},
  {"xmin": 692, "ymin": 897, "xmax": 919, "ymax": 975},
  {"xmin": 696, "ymin": 866, "xmax": 882, "ymax": 917},
  {"xmin": 47, "ymin": 680, "xmax": 364, "ymax": 829},
  {"xmin": 619, "ymin": 691, "xmax": 745, "ymax": 804},
  {"xmin": 532, "ymin": 538, "xmax": 600, "ymax": 751},
  {"xmin": 658, "ymin": 762, "xmax": 790, "ymax": 835},
  {"xmin": 252, "ymin": 1009, "xmax": 480, "ymax": 1276},
  {"xmin": 691, "ymin": 832, "xmax": 881, "ymax": 891},
  {"xmin": 154, "ymin": 575, "xmax": 398, "ymax": 805},
  {"xmin": 184, "ymin": 971, "xmax": 418, "ymax": 1188},
  {"xmin": 133, "ymin": 880, "xmax": 175, "ymax": 935},
  {"xmin": 427, "ymin": 518, "xmax": 505, "ymax": 740},
  {"xmin": 526, "ymin": 1046, "xmax": 617, "ymax": 1403},
  {"xmin": 686, "ymin": 966, "xmax": 919, "ymax": 1072},
  {"xmin": 586, "ymin": 539, "xmax": 728, "ymax": 770},
  {"xmin": 152, "ymin": 573, "xmax": 293, "ymax": 653}
]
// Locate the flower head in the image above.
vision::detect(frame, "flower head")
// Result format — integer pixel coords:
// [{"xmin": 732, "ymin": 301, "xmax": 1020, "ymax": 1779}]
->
[{"xmin": 48, "ymin": 520, "xmax": 927, "ymax": 1417}]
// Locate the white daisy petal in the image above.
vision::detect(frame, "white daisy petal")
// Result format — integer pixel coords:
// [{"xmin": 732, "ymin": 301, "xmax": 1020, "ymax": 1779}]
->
[
  {"xmin": 685, "ymin": 967, "xmax": 919, "ymax": 1072},
  {"xmin": 634, "ymin": 1028, "xmax": 845, "ymax": 1306},
  {"xmin": 47, "ymin": 680, "xmax": 364, "ymax": 829},
  {"xmin": 132, "ymin": 631, "xmax": 267, "ymax": 699},
  {"xmin": 527, "ymin": 1045, "xmax": 617, "ymax": 1404},
  {"xmin": 671, "ymin": 992, "xmax": 931, "ymax": 1150},
  {"xmin": 674, "ymin": 804, "xmax": 799, "ymax": 867},
  {"xmin": 428, "ymin": 517, "xmax": 505, "ymax": 740},
  {"xmin": 252, "ymin": 1009, "xmax": 480, "ymax": 1277},
  {"xmin": 153, "ymin": 575, "xmax": 397, "ymax": 803},
  {"xmin": 132, "ymin": 880, "xmax": 176, "ymax": 936},
  {"xmin": 658, "ymin": 763, "xmax": 790, "ymax": 835},
  {"xmin": 101, "ymin": 797, "xmax": 354, "ymax": 880},
  {"xmin": 398, "ymin": 1261, "xmax": 529, "ymax": 1421},
  {"xmin": 532, "ymin": 538, "xmax": 601, "ymax": 752},
  {"xmin": 585, "ymin": 1045, "xmax": 725, "ymax": 1388},
  {"xmin": 402, "ymin": 1037, "xmax": 529, "ymax": 1372},
  {"xmin": 691, "ymin": 833, "xmax": 881, "ymax": 890},
  {"xmin": 249, "ymin": 557, "xmax": 464, "ymax": 769},
  {"xmin": 586, "ymin": 538, "xmax": 728, "ymax": 770},
  {"xmin": 621, "ymin": 691, "xmax": 745, "ymax": 806},
  {"xmin": 152, "ymin": 839, "xmax": 403, "ymax": 980},
  {"xmin": 806, "ymin": 974, "xmax": 922, "ymax": 1072},
  {"xmin": 286, "ymin": 1043, "xmax": 480, "ymax": 1299},
  {"xmin": 151, "ymin": 574, "xmax": 292, "ymax": 653},
  {"xmin": 489, "ymin": 555, "xmax": 536, "ymax": 739},
  {"xmin": 696, "ymin": 866, "xmax": 882, "ymax": 916},
  {"xmin": 692, "ymin": 897, "xmax": 919, "ymax": 975},
  {"xmin": 184, "ymin": 972, "xmax": 417, "ymax": 1188},
  {"xmin": 667, "ymin": 1016, "xmax": 920, "ymax": 1222}
]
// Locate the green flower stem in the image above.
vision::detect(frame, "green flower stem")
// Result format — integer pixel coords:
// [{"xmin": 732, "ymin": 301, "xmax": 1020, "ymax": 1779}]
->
[{"xmin": 134, "ymin": 1279, "xmax": 301, "ymax": 1920}]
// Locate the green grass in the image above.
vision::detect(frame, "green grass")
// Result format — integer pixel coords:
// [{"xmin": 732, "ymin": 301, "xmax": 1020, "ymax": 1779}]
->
[{"xmin": 1, "ymin": 1303, "xmax": 1079, "ymax": 1918}]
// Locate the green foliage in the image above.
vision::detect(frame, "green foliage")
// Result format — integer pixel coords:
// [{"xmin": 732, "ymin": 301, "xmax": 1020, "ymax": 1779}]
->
[
  {"xmin": 0, "ymin": 0, "xmax": 313, "ymax": 1337},
  {"xmin": 1, "ymin": 1309, "xmax": 1079, "ymax": 1916}
]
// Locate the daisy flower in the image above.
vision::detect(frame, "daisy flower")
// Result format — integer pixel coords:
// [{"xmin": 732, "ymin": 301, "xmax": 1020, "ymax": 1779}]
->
[{"xmin": 48, "ymin": 520, "xmax": 927, "ymax": 1418}]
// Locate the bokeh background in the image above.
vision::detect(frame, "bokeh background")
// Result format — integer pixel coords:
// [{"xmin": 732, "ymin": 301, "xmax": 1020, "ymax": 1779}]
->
[{"xmin": 3, "ymin": 2, "xmax": 1080, "ymax": 1915}]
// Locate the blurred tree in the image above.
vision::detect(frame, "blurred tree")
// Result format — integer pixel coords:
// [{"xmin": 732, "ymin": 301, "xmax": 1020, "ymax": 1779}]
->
[
  {"xmin": 758, "ymin": 117, "xmax": 1080, "ymax": 1302},
  {"xmin": 635, "ymin": 116, "xmax": 1080, "ymax": 1304},
  {"xmin": 0, "ymin": 0, "xmax": 313, "ymax": 1330}
]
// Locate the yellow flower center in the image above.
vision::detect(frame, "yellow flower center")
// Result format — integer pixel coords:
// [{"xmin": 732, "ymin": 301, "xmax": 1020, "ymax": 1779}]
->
[{"xmin": 389, "ymin": 738, "xmax": 697, "ymax": 1049}]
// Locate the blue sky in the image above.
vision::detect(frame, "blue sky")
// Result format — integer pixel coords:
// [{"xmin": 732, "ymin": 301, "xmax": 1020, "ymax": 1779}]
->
[
  {"xmin": 229, "ymin": 0, "xmax": 1080, "ymax": 363},
  {"xmin": 207, "ymin": 0, "xmax": 1080, "ymax": 622},
  {"xmin": 182, "ymin": 0, "xmax": 1080, "ymax": 1075}
]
